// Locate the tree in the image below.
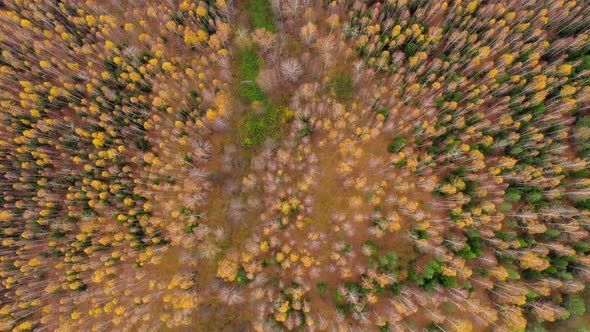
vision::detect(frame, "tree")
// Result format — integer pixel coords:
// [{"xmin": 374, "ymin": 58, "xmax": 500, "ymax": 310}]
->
[
  {"xmin": 280, "ymin": 58, "xmax": 303, "ymax": 82},
  {"xmin": 300, "ymin": 22, "xmax": 317, "ymax": 47},
  {"xmin": 504, "ymin": 188, "xmax": 521, "ymax": 202},
  {"xmin": 564, "ymin": 295, "xmax": 586, "ymax": 316},
  {"xmin": 387, "ymin": 137, "xmax": 407, "ymax": 153}
]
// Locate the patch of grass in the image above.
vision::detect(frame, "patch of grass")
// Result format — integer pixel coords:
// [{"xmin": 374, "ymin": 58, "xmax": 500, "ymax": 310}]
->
[
  {"xmin": 242, "ymin": 105, "xmax": 283, "ymax": 147},
  {"xmin": 329, "ymin": 72, "xmax": 353, "ymax": 102},
  {"xmin": 236, "ymin": 47, "xmax": 261, "ymax": 81},
  {"xmin": 247, "ymin": 0, "xmax": 276, "ymax": 32},
  {"xmin": 235, "ymin": 46, "xmax": 288, "ymax": 147},
  {"xmin": 235, "ymin": 47, "xmax": 268, "ymax": 104},
  {"xmin": 241, "ymin": 84, "xmax": 267, "ymax": 103}
]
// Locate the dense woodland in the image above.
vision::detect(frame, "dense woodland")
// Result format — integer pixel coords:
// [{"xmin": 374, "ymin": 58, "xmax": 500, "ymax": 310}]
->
[{"xmin": 0, "ymin": 0, "xmax": 589, "ymax": 331}]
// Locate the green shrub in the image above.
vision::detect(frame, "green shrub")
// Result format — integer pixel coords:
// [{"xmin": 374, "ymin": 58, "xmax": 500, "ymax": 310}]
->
[
  {"xmin": 363, "ymin": 241, "xmax": 378, "ymax": 255},
  {"xmin": 387, "ymin": 136, "xmax": 407, "ymax": 153},
  {"xmin": 575, "ymin": 199, "xmax": 590, "ymax": 211},
  {"xmin": 495, "ymin": 73, "xmax": 511, "ymax": 84},
  {"xmin": 564, "ymin": 295, "xmax": 586, "ymax": 316},
  {"xmin": 134, "ymin": 137, "xmax": 149, "ymax": 151},
  {"xmin": 525, "ymin": 190, "xmax": 543, "ymax": 203},
  {"xmin": 504, "ymin": 188, "xmax": 521, "ymax": 202}
]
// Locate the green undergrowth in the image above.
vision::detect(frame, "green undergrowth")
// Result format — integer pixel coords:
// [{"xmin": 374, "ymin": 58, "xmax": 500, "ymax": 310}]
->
[
  {"xmin": 328, "ymin": 72, "xmax": 353, "ymax": 102},
  {"xmin": 234, "ymin": 0, "xmax": 289, "ymax": 148},
  {"xmin": 235, "ymin": 46, "xmax": 287, "ymax": 148},
  {"xmin": 242, "ymin": 105, "xmax": 283, "ymax": 147},
  {"xmin": 236, "ymin": 47, "xmax": 266, "ymax": 103},
  {"xmin": 247, "ymin": 0, "xmax": 276, "ymax": 32}
]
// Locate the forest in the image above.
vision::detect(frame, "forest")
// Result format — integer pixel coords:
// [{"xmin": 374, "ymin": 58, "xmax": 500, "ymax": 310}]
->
[{"xmin": 0, "ymin": 0, "xmax": 589, "ymax": 331}]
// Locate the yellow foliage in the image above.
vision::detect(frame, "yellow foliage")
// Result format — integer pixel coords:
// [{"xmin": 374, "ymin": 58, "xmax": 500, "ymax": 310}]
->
[
  {"xmin": 520, "ymin": 252, "xmax": 550, "ymax": 271},
  {"xmin": 300, "ymin": 256, "xmax": 314, "ymax": 267},
  {"xmin": 105, "ymin": 40, "xmax": 115, "ymax": 50},
  {"xmin": 162, "ymin": 62, "xmax": 174, "ymax": 72},
  {"xmin": 216, "ymin": 259, "xmax": 238, "ymax": 281},
  {"xmin": 0, "ymin": 210, "xmax": 11, "ymax": 221},
  {"xmin": 196, "ymin": 7, "xmax": 207, "ymax": 16},
  {"xmin": 440, "ymin": 184, "xmax": 457, "ymax": 195},
  {"xmin": 533, "ymin": 75, "xmax": 547, "ymax": 90},
  {"xmin": 129, "ymin": 72, "xmax": 141, "ymax": 82},
  {"xmin": 15, "ymin": 321, "xmax": 34, "ymax": 332},
  {"xmin": 465, "ymin": 1, "xmax": 478, "ymax": 13},
  {"xmin": 20, "ymin": 19, "xmax": 32, "ymax": 28},
  {"xmin": 277, "ymin": 301, "xmax": 289, "ymax": 313},
  {"xmin": 558, "ymin": 64, "xmax": 572, "ymax": 76},
  {"xmin": 184, "ymin": 29, "xmax": 208, "ymax": 45},
  {"xmin": 206, "ymin": 109, "xmax": 217, "ymax": 121},
  {"xmin": 560, "ymin": 85, "xmax": 576, "ymax": 97}
]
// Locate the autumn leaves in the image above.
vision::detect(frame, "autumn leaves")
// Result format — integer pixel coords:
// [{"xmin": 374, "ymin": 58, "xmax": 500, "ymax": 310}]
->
[{"xmin": 1, "ymin": 0, "xmax": 590, "ymax": 331}]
